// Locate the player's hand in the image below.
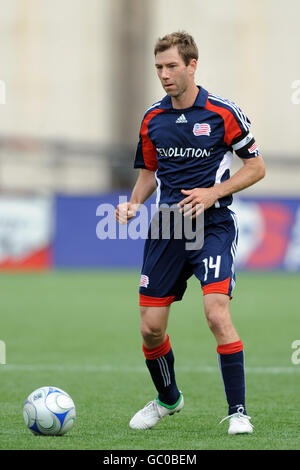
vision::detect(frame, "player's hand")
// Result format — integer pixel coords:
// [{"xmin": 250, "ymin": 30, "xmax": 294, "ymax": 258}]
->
[
  {"xmin": 115, "ymin": 202, "xmax": 139, "ymax": 224},
  {"xmin": 178, "ymin": 187, "xmax": 219, "ymax": 217}
]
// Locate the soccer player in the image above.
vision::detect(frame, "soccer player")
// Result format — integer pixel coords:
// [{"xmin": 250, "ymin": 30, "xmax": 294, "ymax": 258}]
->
[{"xmin": 116, "ymin": 31, "xmax": 265, "ymax": 434}]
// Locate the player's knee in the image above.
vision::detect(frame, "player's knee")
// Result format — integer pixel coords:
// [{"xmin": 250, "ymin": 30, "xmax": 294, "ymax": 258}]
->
[
  {"xmin": 204, "ymin": 298, "xmax": 232, "ymax": 333},
  {"xmin": 140, "ymin": 323, "xmax": 165, "ymax": 345},
  {"xmin": 140, "ymin": 314, "xmax": 166, "ymax": 346},
  {"xmin": 206, "ymin": 313, "xmax": 231, "ymax": 335},
  {"xmin": 139, "ymin": 306, "xmax": 167, "ymax": 346}
]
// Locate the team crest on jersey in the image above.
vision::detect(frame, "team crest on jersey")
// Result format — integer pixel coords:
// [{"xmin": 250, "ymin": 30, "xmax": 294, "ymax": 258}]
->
[
  {"xmin": 140, "ymin": 274, "xmax": 149, "ymax": 288},
  {"xmin": 193, "ymin": 123, "xmax": 211, "ymax": 136},
  {"xmin": 248, "ymin": 142, "xmax": 259, "ymax": 155}
]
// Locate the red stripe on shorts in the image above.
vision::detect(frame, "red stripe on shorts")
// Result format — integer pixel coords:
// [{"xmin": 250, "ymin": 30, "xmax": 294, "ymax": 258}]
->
[
  {"xmin": 139, "ymin": 294, "xmax": 175, "ymax": 307},
  {"xmin": 202, "ymin": 277, "xmax": 231, "ymax": 296}
]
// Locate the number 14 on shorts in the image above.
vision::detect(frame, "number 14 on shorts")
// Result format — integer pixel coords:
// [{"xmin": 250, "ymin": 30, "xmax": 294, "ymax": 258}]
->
[{"xmin": 203, "ymin": 256, "xmax": 221, "ymax": 281}]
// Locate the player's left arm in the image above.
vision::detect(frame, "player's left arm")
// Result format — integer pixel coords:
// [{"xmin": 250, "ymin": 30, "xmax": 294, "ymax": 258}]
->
[
  {"xmin": 179, "ymin": 102, "xmax": 265, "ymax": 215},
  {"xmin": 179, "ymin": 155, "xmax": 265, "ymax": 215},
  {"xmin": 212, "ymin": 154, "xmax": 266, "ymax": 200}
]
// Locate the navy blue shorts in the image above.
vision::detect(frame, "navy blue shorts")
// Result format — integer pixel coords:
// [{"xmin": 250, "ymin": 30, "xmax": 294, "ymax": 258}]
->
[{"xmin": 139, "ymin": 207, "xmax": 238, "ymax": 306}]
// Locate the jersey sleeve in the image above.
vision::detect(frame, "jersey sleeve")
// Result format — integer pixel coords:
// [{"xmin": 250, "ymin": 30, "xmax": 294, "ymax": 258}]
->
[
  {"xmin": 134, "ymin": 134, "xmax": 158, "ymax": 171},
  {"xmin": 221, "ymin": 101, "xmax": 260, "ymax": 158},
  {"xmin": 134, "ymin": 110, "xmax": 160, "ymax": 172},
  {"xmin": 206, "ymin": 95, "xmax": 260, "ymax": 158},
  {"xmin": 134, "ymin": 107, "xmax": 163, "ymax": 171},
  {"xmin": 231, "ymin": 131, "xmax": 260, "ymax": 158}
]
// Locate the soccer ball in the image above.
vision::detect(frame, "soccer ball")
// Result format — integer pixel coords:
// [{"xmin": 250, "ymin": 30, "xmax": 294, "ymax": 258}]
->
[{"xmin": 23, "ymin": 386, "xmax": 76, "ymax": 435}]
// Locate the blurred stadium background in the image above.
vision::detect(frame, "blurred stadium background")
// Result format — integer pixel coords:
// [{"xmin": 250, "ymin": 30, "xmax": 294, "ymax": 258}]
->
[{"xmin": 0, "ymin": 0, "xmax": 299, "ymax": 271}]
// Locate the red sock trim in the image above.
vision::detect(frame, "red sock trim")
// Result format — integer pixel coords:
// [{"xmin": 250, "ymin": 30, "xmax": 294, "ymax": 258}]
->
[
  {"xmin": 217, "ymin": 339, "xmax": 243, "ymax": 355},
  {"xmin": 202, "ymin": 277, "xmax": 231, "ymax": 296},
  {"xmin": 143, "ymin": 334, "xmax": 171, "ymax": 360},
  {"xmin": 139, "ymin": 294, "xmax": 175, "ymax": 307}
]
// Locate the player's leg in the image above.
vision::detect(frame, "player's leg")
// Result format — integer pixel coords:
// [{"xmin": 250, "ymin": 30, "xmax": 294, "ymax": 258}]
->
[
  {"xmin": 202, "ymin": 292, "xmax": 239, "ymax": 345},
  {"xmin": 140, "ymin": 305, "xmax": 181, "ymax": 406},
  {"xmin": 140, "ymin": 304, "xmax": 170, "ymax": 349},
  {"xmin": 203, "ymin": 292, "xmax": 252, "ymax": 434},
  {"xmin": 129, "ymin": 223, "xmax": 190, "ymax": 430},
  {"xmin": 203, "ymin": 293, "xmax": 246, "ymax": 412},
  {"xmin": 188, "ymin": 208, "xmax": 252, "ymax": 433}
]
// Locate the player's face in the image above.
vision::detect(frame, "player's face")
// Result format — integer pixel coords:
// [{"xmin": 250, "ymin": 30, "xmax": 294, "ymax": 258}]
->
[{"xmin": 155, "ymin": 46, "xmax": 196, "ymax": 98}]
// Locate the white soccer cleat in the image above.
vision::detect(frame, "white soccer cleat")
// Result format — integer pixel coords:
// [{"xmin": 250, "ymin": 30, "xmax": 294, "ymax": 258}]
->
[
  {"xmin": 219, "ymin": 409, "xmax": 254, "ymax": 435},
  {"xmin": 129, "ymin": 394, "xmax": 184, "ymax": 430}
]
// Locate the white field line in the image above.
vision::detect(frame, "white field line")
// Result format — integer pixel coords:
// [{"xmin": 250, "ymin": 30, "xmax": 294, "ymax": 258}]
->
[{"xmin": 0, "ymin": 364, "xmax": 299, "ymax": 374}]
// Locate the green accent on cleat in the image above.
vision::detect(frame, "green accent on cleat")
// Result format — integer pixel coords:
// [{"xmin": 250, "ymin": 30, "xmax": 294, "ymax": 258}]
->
[{"xmin": 156, "ymin": 393, "xmax": 183, "ymax": 410}]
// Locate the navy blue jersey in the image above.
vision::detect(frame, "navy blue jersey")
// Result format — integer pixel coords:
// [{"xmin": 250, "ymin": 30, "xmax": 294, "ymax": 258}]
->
[{"xmin": 134, "ymin": 86, "xmax": 260, "ymax": 208}]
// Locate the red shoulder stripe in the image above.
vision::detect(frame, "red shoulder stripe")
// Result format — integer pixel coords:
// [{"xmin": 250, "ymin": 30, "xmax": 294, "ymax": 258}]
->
[
  {"xmin": 205, "ymin": 99, "xmax": 242, "ymax": 146},
  {"xmin": 140, "ymin": 108, "xmax": 164, "ymax": 171}
]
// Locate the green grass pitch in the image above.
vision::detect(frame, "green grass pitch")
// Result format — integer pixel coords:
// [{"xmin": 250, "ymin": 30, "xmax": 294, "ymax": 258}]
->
[{"xmin": 0, "ymin": 270, "xmax": 299, "ymax": 450}]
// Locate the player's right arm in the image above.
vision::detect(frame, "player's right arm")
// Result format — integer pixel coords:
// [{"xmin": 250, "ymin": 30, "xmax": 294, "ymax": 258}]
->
[
  {"xmin": 116, "ymin": 105, "xmax": 161, "ymax": 225},
  {"xmin": 115, "ymin": 169, "xmax": 157, "ymax": 224}
]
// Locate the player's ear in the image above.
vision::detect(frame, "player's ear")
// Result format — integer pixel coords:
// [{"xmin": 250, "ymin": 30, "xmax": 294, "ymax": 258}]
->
[{"xmin": 188, "ymin": 58, "xmax": 197, "ymax": 75}]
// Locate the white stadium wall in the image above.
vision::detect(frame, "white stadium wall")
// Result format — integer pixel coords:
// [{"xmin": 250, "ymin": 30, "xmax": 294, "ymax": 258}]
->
[
  {"xmin": 145, "ymin": 0, "xmax": 300, "ymax": 158},
  {"xmin": 0, "ymin": 0, "xmax": 299, "ymax": 197},
  {"xmin": 0, "ymin": 0, "xmax": 109, "ymax": 143},
  {"xmin": 0, "ymin": 0, "xmax": 299, "ymax": 153}
]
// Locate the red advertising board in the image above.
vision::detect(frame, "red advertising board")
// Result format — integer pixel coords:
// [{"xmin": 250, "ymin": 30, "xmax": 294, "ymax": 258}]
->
[{"xmin": 0, "ymin": 196, "xmax": 52, "ymax": 270}]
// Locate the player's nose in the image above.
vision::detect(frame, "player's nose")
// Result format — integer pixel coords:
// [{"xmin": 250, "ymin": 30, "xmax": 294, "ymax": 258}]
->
[{"xmin": 161, "ymin": 67, "xmax": 170, "ymax": 79}]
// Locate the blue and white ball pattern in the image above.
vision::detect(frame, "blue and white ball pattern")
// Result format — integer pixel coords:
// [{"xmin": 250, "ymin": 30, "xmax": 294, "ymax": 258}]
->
[{"xmin": 23, "ymin": 386, "xmax": 76, "ymax": 435}]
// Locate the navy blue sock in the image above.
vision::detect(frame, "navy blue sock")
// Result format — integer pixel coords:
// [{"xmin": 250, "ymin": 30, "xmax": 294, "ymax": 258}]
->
[
  {"xmin": 145, "ymin": 349, "xmax": 180, "ymax": 406},
  {"xmin": 143, "ymin": 336, "xmax": 180, "ymax": 406},
  {"xmin": 217, "ymin": 341, "xmax": 247, "ymax": 415}
]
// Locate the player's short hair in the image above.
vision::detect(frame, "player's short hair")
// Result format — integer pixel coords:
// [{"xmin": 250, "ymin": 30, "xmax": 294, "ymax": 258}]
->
[{"xmin": 154, "ymin": 31, "xmax": 198, "ymax": 66}]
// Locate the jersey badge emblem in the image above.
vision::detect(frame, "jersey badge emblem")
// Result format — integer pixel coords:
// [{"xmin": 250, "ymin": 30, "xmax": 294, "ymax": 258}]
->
[
  {"xmin": 193, "ymin": 123, "xmax": 211, "ymax": 136},
  {"xmin": 140, "ymin": 274, "xmax": 149, "ymax": 288}
]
